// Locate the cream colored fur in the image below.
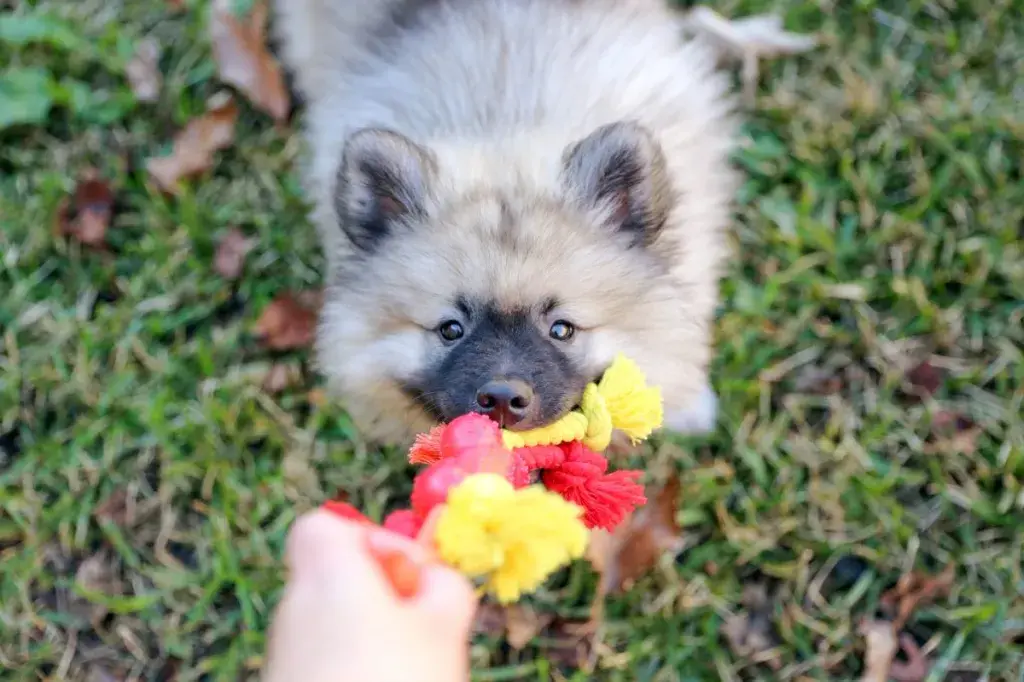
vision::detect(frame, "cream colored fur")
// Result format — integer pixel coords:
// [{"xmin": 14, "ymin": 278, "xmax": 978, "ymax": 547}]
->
[{"xmin": 274, "ymin": 0, "xmax": 740, "ymax": 444}]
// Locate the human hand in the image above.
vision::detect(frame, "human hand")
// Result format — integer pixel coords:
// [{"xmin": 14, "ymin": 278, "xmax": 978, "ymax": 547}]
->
[{"xmin": 261, "ymin": 508, "xmax": 477, "ymax": 682}]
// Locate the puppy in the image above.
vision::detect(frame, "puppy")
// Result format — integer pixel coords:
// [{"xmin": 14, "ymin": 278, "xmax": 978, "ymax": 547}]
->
[{"xmin": 273, "ymin": 0, "xmax": 739, "ymax": 445}]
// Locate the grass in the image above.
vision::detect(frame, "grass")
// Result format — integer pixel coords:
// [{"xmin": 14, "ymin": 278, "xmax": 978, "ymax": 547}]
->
[{"xmin": 1, "ymin": 0, "xmax": 1022, "ymax": 680}]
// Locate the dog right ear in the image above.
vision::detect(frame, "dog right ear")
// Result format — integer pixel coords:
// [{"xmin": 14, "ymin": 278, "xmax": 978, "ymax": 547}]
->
[{"xmin": 335, "ymin": 128, "xmax": 436, "ymax": 252}]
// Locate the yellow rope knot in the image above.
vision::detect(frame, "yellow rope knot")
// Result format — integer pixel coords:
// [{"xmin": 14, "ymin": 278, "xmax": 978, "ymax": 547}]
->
[{"xmin": 501, "ymin": 354, "xmax": 663, "ymax": 451}]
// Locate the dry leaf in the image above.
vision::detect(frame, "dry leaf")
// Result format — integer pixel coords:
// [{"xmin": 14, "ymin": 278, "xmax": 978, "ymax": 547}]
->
[
  {"xmin": 214, "ymin": 226, "xmax": 255, "ymax": 279},
  {"xmin": 681, "ymin": 7, "xmax": 818, "ymax": 102},
  {"xmin": 75, "ymin": 552, "xmax": 123, "ymax": 596},
  {"xmin": 587, "ymin": 473, "xmax": 683, "ymax": 597},
  {"xmin": 146, "ymin": 93, "xmax": 238, "ymax": 194},
  {"xmin": 86, "ymin": 664, "xmax": 126, "ymax": 682},
  {"xmin": 925, "ymin": 411, "xmax": 980, "ymax": 455},
  {"xmin": 94, "ymin": 488, "xmax": 133, "ymax": 527},
  {"xmin": 472, "ymin": 603, "xmax": 508, "ymax": 638},
  {"xmin": 253, "ymin": 290, "xmax": 323, "ymax": 350},
  {"xmin": 722, "ymin": 582, "xmax": 782, "ymax": 670},
  {"xmin": 906, "ymin": 360, "xmax": 943, "ymax": 397},
  {"xmin": 880, "ymin": 563, "xmax": 955, "ymax": 631},
  {"xmin": 262, "ymin": 362, "xmax": 300, "ymax": 394},
  {"xmin": 504, "ymin": 604, "xmax": 552, "ymax": 650},
  {"xmin": 890, "ymin": 634, "xmax": 930, "ymax": 682},
  {"xmin": 167, "ymin": 0, "xmax": 186, "ymax": 11},
  {"xmin": 210, "ymin": 0, "xmax": 290, "ymax": 122},
  {"xmin": 55, "ymin": 175, "xmax": 116, "ymax": 248},
  {"xmin": 859, "ymin": 620, "xmax": 898, "ymax": 682},
  {"xmin": 126, "ymin": 38, "xmax": 162, "ymax": 103}
]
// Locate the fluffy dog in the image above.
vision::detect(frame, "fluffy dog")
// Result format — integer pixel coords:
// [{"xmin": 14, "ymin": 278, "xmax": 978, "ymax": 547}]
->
[{"xmin": 273, "ymin": 0, "xmax": 739, "ymax": 445}]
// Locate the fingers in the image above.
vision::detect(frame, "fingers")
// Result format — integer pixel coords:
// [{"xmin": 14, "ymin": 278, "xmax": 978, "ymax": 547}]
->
[
  {"xmin": 284, "ymin": 509, "xmax": 391, "ymax": 602},
  {"xmin": 285, "ymin": 508, "xmax": 477, "ymax": 634}
]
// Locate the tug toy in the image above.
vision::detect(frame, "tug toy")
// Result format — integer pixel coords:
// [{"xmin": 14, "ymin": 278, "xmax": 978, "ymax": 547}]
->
[{"xmin": 323, "ymin": 354, "xmax": 663, "ymax": 604}]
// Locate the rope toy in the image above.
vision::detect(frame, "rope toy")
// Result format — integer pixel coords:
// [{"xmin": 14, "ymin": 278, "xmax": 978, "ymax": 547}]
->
[{"xmin": 323, "ymin": 354, "xmax": 663, "ymax": 604}]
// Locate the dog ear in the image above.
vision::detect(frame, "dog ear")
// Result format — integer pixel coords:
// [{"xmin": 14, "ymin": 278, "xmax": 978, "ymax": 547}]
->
[
  {"xmin": 561, "ymin": 121, "xmax": 672, "ymax": 247},
  {"xmin": 335, "ymin": 128, "xmax": 436, "ymax": 252}
]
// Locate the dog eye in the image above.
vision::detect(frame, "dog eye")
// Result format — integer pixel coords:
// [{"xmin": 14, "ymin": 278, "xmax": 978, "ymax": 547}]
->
[
  {"xmin": 549, "ymin": 320, "xmax": 575, "ymax": 341},
  {"xmin": 437, "ymin": 320, "xmax": 464, "ymax": 342}
]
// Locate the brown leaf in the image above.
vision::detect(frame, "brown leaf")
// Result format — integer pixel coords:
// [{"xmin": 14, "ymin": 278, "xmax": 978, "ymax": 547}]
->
[
  {"xmin": 721, "ymin": 582, "xmax": 782, "ymax": 670},
  {"xmin": 213, "ymin": 226, "xmax": 255, "ymax": 279},
  {"xmin": 75, "ymin": 552, "xmax": 123, "ymax": 596},
  {"xmin": 146, "ymin": 93, "xmax": 238, "ymax": 194},
  {"xmin": 167, "ymin": 0, "xmax": 186, "ymax": 11},
  {"xmin": 586, "ymin": 473, "xmax": 683, "ymax": 597},
  {"xmin": 86, "ymin": 664, "xmax": 126, "ymax": 682},
  {"xmin": 262, "ymin": 362, "xmax": 300, "ymax": 394},
  {"xmin": 94, "ymin": 488, "xmax": 133, "ymax": 527},
  {"xmin": 906, "ymin": 360, "xmax": 942, "ymax": 397},
  {"xmin": 858, "ymin": 619, "xmax": 898, "ymax": 682},
  {"xmin": 472, "ymin": 603, "xmax": 507, "ymax": 638},
  {"xmin": 890, "ymin": 634, "xmax": 930, "ymax": 682},
  {"xmin": 126, "ymin": 37, "xmax": 162, "ymax": 103},
  {"xmin": 210, "ymin": 0, "xmax": 290, "ymax": 122},
  {"xmin": 880, "ymin": 563, "xmax": 955, "ymax": 631},
  {"xmin": 925, "ymin": 411, "xmax": 981, "ymax": 456},
  {"xmin": 469, "ymin": 603, "xmax": 551, "ymax": 650},
  {"xmin": 504, "ymin": 604, "xmax": 552, "ymax": 650},
  {"xmin": 56, "ymin": 175, "xmax": 115, "ymax": 247},
  {"xmin": 253, "ymin": 290, "xmax": 323, "ymax": 350}
]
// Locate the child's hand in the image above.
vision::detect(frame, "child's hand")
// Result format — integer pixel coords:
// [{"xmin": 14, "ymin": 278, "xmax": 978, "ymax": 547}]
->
[{"xmin": 262, "ymin": 509, "xmax": 477, "ymax": 682}]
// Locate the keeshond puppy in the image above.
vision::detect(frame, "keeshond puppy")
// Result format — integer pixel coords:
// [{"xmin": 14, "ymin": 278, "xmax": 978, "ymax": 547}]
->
[{"xmin": 273, "ymin": 0, "xmax": 739, "ymax": 445}]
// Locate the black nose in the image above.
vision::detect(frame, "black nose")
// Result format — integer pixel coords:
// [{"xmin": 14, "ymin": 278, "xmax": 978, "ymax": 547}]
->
[{"xmin": 475, "ymin": 379, "xmax": 534, "ymax": 427}]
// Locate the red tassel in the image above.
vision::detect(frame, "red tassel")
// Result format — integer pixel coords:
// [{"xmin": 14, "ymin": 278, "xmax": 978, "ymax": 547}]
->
[
  {"xmin": 382, "ymin": 509, "xmax": 423, "ymax": 539},
  {"xmin": 541, "ymin": 442, "xmax": 647, "ymax": 531},
  {"xmin": 409, "ymin": 424, "xmax": 447, "ymax": 465}
]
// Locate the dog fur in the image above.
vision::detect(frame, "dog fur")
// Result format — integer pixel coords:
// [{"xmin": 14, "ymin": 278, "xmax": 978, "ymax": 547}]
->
[{"xmin": 273, "ymin": 0, "xmax": 739, "ymax": 445}]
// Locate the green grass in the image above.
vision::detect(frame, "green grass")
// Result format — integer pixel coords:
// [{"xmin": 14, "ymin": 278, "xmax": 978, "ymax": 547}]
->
[{"xmin": 1, "ymin": 0, "xmax": 1022, "ymax": 680}]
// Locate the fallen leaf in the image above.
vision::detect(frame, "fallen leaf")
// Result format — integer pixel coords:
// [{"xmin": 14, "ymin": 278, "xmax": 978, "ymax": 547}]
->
[
  {"xmin": 890, "ymin": 634, "xmax": 930, "ymax": 682},
  {"xmin": 75, "ymin": 552, "xmax": 123, "ymax": 596},
  {"xmin": 146, "ymin": 92, "xmax": 238, "ymax": 194},
  {"xmin": 307, "ymin": 388, "xmax": 328, "ymax": 407},
  {"xmin": 126, "ymin": 37, "xmax": 162, "ymax": 103},
  {"xmin": 586, "ymin": 473, "xmax": 683, "ymax": 597},
  {"xmin": 925, "ymin": 411, "xmax": 981, "ymax": 456},
  {"xmin": 167, "ymin": 0, "xmax": 187, "ymax": 11},
  {"xmin": 504, "ymin": 604, "xmax": 552, "ymax": 650},
  {"xmin": 253, "ymin": 290, "xmax": 323, "ymax": 350},
  {"xmin": 858, "ymin": 619, "xmax": 898, "ymax": 682},
  {"xmin": 55, "ymin": 175, "xmax": 116, "ymax": 247},
  {"xmin": 681, "ymin": 7, "xmax": 818, "ymax": 102},
  {"xmin": 86, "ymin": 664, "xmax": 126, "ymax": 682},
  {"xmin": 213, "ymin": 226, "xmax": 255, "ymax": 279},
  {"xmin": 472, "ymin": 603, "xmax": 507, "ymax": 638},
  {"xmin": 721, "ymin": 582, "xmax": 782, "ymax": 670},
  {"xmin": 94, "ymin": 488, "xmax": 133, "ymax": 527},
  {"xmin": 72, "ymin": 551, "xmax": 124, "ymax": 623},
  {"xmin": 906, "ymin": 360, "xmax": 943, "ymax": 397},
  {"xmin": 262, "ymin": 362, "xmax": 300, "ymax": 394},
  {"xmin": 469, "ymin": 602, "xmax": 551, "ymax": 650},
  {"xmin": 210, "ymin": 0, "xmax": 290, "ymax": 122},
  {"xmin": 880, "ymin": 563, "xmax": 955, "ymax": 630}
]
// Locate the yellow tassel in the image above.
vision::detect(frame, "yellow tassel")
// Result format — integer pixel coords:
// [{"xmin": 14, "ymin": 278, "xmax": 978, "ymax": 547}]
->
[
  {"xmin": 434, "ymin": 474, "xmax": 589, "ymax": 603},
  {"xmin": 598, "ymin": 355, "xmax": 664, "ymax": 443},
  {"xmin": 501, "ymin": 354, "xmax": 663, "ymax": 452}
]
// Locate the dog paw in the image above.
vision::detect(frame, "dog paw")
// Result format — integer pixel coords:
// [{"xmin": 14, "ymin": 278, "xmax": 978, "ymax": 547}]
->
[{"xmin": 662, "ymin": 383, "xmax": 718, "ymax": 435}]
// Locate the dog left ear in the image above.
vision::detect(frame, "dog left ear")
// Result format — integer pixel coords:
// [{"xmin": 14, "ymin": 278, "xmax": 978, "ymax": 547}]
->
[{"xmin": 560, "ymin": 121, "xmax": 672, "ymax": 247}]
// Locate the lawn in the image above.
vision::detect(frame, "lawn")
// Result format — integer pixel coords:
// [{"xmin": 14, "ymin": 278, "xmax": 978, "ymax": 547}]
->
[{"xmin": 1, "ymin": 0, "xmax": 1022, "ymax": 680}]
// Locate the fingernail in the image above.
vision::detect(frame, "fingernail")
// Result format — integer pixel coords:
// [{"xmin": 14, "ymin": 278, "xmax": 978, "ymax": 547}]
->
[
  {"xmin": 321, "ymin": 500, "xmax": 372, "ymax": 524},
  {"xmin": 366, "ymin": 530, "xmax": 423, "ymax": 600}
]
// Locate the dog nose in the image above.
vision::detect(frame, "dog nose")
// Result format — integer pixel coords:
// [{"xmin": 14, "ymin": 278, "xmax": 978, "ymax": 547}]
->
[{"xmin": 475, "ymin": 379, "xmax": 534, "ymax": 427}]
